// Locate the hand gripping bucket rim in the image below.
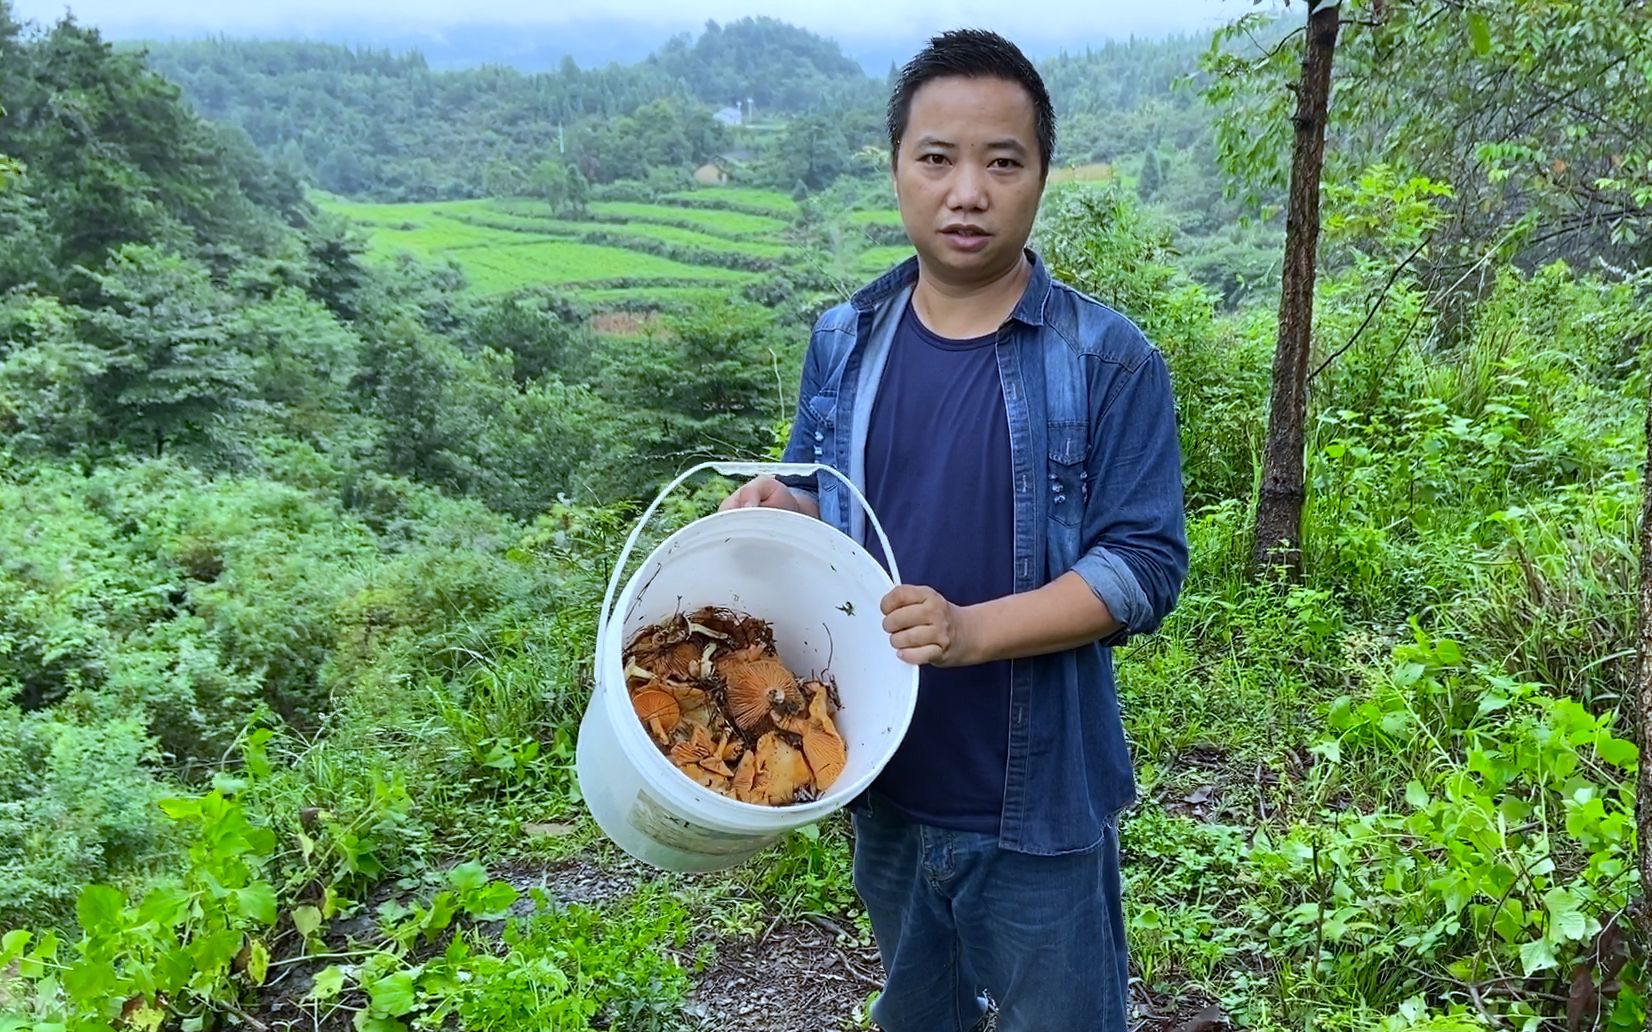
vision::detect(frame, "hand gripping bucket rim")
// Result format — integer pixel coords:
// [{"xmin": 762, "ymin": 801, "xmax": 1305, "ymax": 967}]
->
[{"xmin": 577, "ymin": 460, "xmax": 919, "ymax": 871}]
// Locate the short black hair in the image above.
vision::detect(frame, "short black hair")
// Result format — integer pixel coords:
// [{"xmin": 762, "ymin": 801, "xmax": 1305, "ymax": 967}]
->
[{"xmin": 887, "ymin": 29, "xmax": 1055, "ymax": 176}]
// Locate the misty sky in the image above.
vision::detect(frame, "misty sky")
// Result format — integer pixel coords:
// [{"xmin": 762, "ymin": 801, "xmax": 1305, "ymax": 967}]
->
[{"xmin": 11, "ymin": 0, "xmax": 1245, "ymax": 67}]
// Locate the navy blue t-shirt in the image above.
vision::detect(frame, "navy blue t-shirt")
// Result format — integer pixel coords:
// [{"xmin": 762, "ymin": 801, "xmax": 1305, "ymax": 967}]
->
[{"xmin": 863, "ymin": 300, "xmax": 1014, "ymax": 834}]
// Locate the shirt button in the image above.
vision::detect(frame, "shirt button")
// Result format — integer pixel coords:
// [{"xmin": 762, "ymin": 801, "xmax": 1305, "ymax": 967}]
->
[{"xmin": 814, "ymin": 431, "xmax": 824, "ymax": 442}]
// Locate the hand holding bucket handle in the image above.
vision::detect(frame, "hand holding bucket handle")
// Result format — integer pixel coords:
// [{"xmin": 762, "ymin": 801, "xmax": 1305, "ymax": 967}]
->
[{"xmin": 597, "ymin": 461, "xmax": 901, "ymax": 659}]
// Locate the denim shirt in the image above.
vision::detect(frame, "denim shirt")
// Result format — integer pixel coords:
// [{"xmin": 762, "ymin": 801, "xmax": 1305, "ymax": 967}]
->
[{"xmin": 781, "ymin": 251, "xmax": 1188, "ymax": 855}]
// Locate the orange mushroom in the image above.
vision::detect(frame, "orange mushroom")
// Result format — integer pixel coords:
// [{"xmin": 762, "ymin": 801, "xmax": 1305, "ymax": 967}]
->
[
  {"xmin": 624, "ymin": 607, "xmax": 847, "ymax": 806},
  {"xmin": 718, "ymin": 644, "xmax": 804, "ymax": 731},
  {"xmin": 631, "ymin": 687, "xmax": 680, "ymax": 742},
  {"xmin": 730, "ymin": 749, "xmax": 757, "ymax": 802},
  {"xmin": 665, "ymin": 683, "xmax": 717, "ymax": 729},
  {"xmin": 801, "ymin": 690, "xmax": 847, "ymax": 790},
  {"xmin": 751, "ymin": 731, "xmax": 813, "ymax": 806},
  {"xmin": 669, "ymin": 722, "xmax": 716, "ymax": 768}
]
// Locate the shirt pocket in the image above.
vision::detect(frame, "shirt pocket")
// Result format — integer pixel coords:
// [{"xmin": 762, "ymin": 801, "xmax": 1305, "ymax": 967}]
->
[
  {"xmin": 1046, "ymin": 420, "xmax": 1088, "ymax": 529},
  {"xmin": 804, "ymin": 391, "xmax": 836, "ymax": 464}
]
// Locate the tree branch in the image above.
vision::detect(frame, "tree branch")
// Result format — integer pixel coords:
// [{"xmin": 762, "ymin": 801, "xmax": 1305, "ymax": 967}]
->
[{"xmin": 1309, "ymin": 235, "xmax": 1431, "ymax": 383}]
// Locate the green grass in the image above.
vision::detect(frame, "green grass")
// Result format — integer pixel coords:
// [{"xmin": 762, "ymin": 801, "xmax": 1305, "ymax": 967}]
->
[
  {"xmin": 569, "ymin": 285, "xmax": 742, "ymax": 311},
  {"xmin": 313, "ymin": 194, "xmax": 759, "ymax": 295},
  {"xmin": 578, "ymin": 219, "xmax": 791, "ymax": 258},
  {"xmin": 1049, "ymin": 162, "xmax": 1115, "ymax": 184},
  {"xmin": 585, "ymin": 200, "xmax": 789, "ymax": 239},
  {"xmin": 316, "ymin": 192, "xmax": 913, "ymax": 304},
  {"xmin": 452, "ymin": 211, "xmax": 791, "ymax": 260},
  {"xmin": 454, "ymin": 240, "xmax": 752, "ymax": 295},
  {"xmin": 659, "ymin": 186, "xmax": 800, "ymax": 217},
  {"xmin": 318, "ymin": 196, "xmax": 500, "ymax": 229},
  {"xmin": 854, "ymin": 244, "xmax": 915, "ymax": 276},
  {"xmin": 848, "ymin": 209, "xmax": 906, "ymax": 228}
]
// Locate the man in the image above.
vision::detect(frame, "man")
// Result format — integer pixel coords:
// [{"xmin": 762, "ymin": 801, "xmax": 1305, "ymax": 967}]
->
[{"xmin": 721, "ymin": 29, "xmax": 1187, "ymax": 1032}]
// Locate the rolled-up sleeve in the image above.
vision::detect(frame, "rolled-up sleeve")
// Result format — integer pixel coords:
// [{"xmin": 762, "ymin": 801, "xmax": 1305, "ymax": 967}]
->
[{"xmin": 1070, "ymin": 347, "xmax": 1188, "ymax": 645}]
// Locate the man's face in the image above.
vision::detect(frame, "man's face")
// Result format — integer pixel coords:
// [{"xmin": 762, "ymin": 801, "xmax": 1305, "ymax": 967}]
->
[{"xmin": 892, "ymin": 75, "xmax": 1045, "ymax": 288}]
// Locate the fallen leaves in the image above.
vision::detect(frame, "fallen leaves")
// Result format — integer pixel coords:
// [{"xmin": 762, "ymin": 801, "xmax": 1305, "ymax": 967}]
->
[{"xmin": 623, "ymin": 606, "xmax": 845, "ymax": 805}]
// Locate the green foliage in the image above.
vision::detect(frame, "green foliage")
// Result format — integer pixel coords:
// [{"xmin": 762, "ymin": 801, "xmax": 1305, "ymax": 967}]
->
[
  {"xmin": 652, "ymin": 16, "xmax": 872, "ymax": 112},
  {"xmin": 0, "ymin": 16, "xmax": 298, "ymax": 285},
  {"xmin": 340, "ymin": 880, "xmax": 693, "ymax": 1032},
  {"xmin": 740, "ymin": 818, "xmax": 860, "ymax": 920},
  {"xmin": 131, "ymin": 18, "xmax": 878, "ymax": 201},
  {"xmin": 0, "ymin": 708, "xmax": 171, "ymax": 928},
  {"xmin": 0, "ymin": 459, "xmax": 388, "ymax": 761},
  {"xmin": 1137, "ymin": 149, "xmax": 1163, "ymax": 200},
  {"xmin": 73, "ymin": 245, "xmax": 264, "ymax": 459},
  {"xmin": 0, "ymin": 790, "xmax": 279, "ymax": 1031},
  {"xmin": 1121, "ymin": 627, "xmax": 1643, "ymax": 1030},
  {"xmin": 1203, "ymin": 2, "xmax": 1652, "ymax": 277}
]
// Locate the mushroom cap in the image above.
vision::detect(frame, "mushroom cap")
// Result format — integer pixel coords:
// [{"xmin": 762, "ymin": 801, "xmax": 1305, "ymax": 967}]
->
[
  {"xmin": 631, "ymin": 688, "xmax": 680, "ymax": 741},
  {"xmin": 717, "ymin": 645, "xmax": 803, "ymax": 731},
  {"xmin": 751, "ymin": 731, "xmax": 813, "ymax": 806},
  {"xmin": 799, "ymin": 690, "xmax": 847, "ymax": 791}
]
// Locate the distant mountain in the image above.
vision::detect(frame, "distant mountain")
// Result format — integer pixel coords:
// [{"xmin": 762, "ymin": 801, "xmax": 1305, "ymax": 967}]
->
[{"xmin": 109, "ymin": 16, "xmax": 691, "ymax": 72}]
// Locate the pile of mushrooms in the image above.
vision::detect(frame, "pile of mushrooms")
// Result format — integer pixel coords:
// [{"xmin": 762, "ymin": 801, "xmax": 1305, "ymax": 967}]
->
[{"xmin": 623, "ymin": 606, "xmax": 846, "ymax": 805}]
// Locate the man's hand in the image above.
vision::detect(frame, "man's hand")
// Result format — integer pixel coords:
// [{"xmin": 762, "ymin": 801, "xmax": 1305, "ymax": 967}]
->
[
  {"xmin": 880, "ymin": 584, "xmax": 981, "ymax": 667},
  {"xmin": 719, "ymin": 475, "xmax": 818, "ymax": 517}
]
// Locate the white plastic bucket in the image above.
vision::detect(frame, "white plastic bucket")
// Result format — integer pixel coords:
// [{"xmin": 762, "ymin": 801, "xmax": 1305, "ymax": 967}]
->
[{"xmin": 575, "ymin": 461, "xmax": 918, "ymax": 872}]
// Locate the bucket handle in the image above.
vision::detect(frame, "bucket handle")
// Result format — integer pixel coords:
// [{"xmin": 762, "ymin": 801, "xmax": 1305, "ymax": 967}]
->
[{"xmin": 597, "ymin": 461, "xmax": 900, "ymax": 660}]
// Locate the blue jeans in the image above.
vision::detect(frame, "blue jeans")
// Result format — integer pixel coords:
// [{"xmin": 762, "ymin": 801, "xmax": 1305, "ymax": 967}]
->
[{"xmin": 851, "ymin": 795, "xmax": 1130, "ymax": 1032}]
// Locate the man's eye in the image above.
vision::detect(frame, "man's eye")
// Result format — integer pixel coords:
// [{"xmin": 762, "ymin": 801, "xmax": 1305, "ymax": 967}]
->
[
  {"xmin": 919, "ymin": 154, "xmax": 948, "ymax": 165},
  {"xmin": 991, "ymin": 158, "xmax": 1021, "ymax": 169}
]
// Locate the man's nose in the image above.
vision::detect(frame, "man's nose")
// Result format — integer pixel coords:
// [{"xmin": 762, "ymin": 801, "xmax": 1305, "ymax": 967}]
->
[{"xmin": 946, "ymin": 163, "xmax": 989, "ymax": 210}]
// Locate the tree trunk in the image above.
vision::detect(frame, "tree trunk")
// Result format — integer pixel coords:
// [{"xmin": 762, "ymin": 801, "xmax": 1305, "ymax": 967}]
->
[
  {"xmin": 1637, "ymin": 373, "xmax": 1652, "ymax": 962},
  {"xmin": 1252, "ymin": 1, "xmax": 1342, "ymax": 577}
]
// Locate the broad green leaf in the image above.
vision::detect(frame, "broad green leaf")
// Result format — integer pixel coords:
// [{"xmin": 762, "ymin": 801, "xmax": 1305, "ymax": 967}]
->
[
  {"xmin": 19, "ymin": 932, "xmax": 58, "ymax": 977},
  {"xmin": 1595, "ymin": 731, "xmax": 1637, "ymax": 769},
  {"xmin": 291, "ymin": 905, "xmax": 323, "ymax": 938},
  {"xmin": 127, "ymin": 1002, "xmax": 167, "ymax": 1032},
  {"xmin": 423, "ymin": 893, "xmax": 457, "ymax": 935},
  {"xmin": 308, "ymin": 965, "xmax": 346, "ymax": 1001},
  {"xmin": 236, "ymin": 883, "xmax": 278, "ymax": 925},
  {"xmin": 1519, "ymin": 936, "xmax": 1558, "ymax": 974},
  {"xmin": 157, "ymin": 797, "xmax": 202, "ymax": 821},
  {"xmin": 245, "ymin": 939, "xmax": 270, "ymax": 986},
  {"xmin": 446, "ymin": 861, "xmax": 488, "ymax": 894},
  {"xmin": 76, "ymin": 885, "xmax": 126, "ymax": 936},
  {"xmin": 368, "ymin": 969, "xmax": 418, "ymax": 1018},
  {"xmin": 1466, "ymin": 11, "xmax": 1492, "ymax": 55},
  {"xmin": 244, "ymin": 728, "xmax": 275, "ymax": 778},
  {"xmin": 136, "ymin": 885, "xmax": 193, "ymax": 928},
  {"xmin": 62, "ymin": 956, "xmax": 117, "ymax": 1004},
  {"xmin": 191, "ymin": 929, "xmax": 244, "ymax": 974},
  {"xmin": 464, "ymin": 883, "xmax": 518, "ymax": 921},
  {"xmin": 1543, "ymin": 887, "xmax": 1593, "ymax": 942},
  {"xmin": 0, "ymin": 930, "xmax": 30, "ymax": 967},
  {"xmin": 1404, "ymin": 781, "xmax": 1430, "ymax": 809}
]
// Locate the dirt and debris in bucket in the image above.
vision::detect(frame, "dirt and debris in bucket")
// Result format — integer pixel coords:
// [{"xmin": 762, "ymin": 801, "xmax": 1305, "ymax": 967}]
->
[{"xmin": 624, "ymin": 606, "xmax": 846, "ymax": 806}]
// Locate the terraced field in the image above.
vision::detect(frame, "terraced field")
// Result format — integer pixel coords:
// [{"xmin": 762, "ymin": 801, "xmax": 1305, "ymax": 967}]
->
[{"xmin": 315, "ymin": 187, "xmax": 908, "ymax": 312}]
